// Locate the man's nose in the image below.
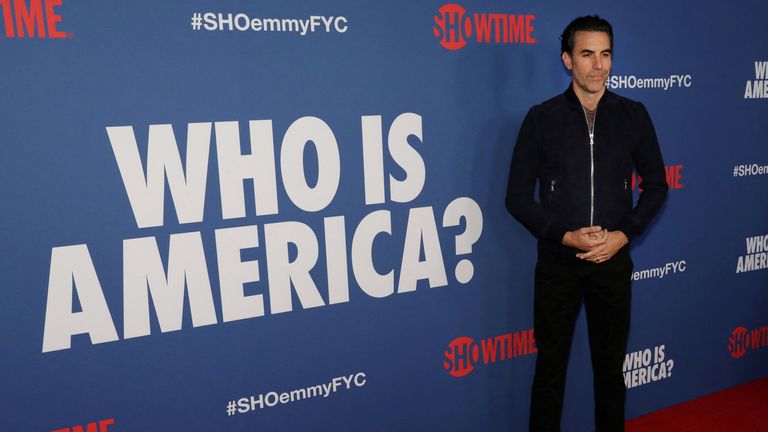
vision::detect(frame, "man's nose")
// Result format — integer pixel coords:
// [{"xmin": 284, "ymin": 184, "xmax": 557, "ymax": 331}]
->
[{"xmin": 593, "ymin": 56, "xmax": 603, "ymax": 70}]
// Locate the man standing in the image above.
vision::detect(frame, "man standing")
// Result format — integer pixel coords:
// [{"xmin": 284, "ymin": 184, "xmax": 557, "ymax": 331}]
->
[{"xmin": 505, "ymin": 16, "xmax": 668, "ymax": 432}]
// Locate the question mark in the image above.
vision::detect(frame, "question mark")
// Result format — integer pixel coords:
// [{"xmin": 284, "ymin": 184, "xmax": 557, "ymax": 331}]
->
[
  {"xmin": 666, "ymin": 359, "xmax": 674, "ymax": 376},
  {"xmin": 442, "ymin": 197, "xmax": 483, "ymax": 284}
]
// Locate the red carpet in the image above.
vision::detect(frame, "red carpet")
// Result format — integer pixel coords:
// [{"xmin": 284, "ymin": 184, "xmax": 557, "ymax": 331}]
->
[{"xmin": 626, "ymin": 377, "xmax": 768, "ymax": 431}]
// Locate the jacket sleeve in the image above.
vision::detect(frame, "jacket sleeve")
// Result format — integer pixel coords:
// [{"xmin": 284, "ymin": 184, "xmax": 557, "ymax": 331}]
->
[
  {"xmin": 617, "ymin": 103, "xmax": 668, "ymax": 239},
  {"xmin": 505, "ymin": 108, "xmax": 569, "ymax": 242}
]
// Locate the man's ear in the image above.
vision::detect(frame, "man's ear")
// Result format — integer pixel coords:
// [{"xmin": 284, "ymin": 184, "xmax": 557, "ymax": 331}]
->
[{"xmin": 562, "ymin": 51, "xmax": 573, "ymax": 70}]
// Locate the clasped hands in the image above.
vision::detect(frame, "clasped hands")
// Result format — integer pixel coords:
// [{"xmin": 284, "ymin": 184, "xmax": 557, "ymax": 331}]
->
[{"xmin": 562, "ymin": 226, "xmax": 628, "ymax": 264}]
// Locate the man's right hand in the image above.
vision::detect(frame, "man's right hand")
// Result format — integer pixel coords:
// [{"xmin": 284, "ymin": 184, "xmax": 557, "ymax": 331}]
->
[{"xmin": 561, "ymin": 226, "xmax": 607, "ymax": 251}]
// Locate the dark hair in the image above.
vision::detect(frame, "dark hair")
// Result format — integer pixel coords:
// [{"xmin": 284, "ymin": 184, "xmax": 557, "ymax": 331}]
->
[{"xmin": 560, "ymin": 15, "xmax": 613, "ymax": 54}]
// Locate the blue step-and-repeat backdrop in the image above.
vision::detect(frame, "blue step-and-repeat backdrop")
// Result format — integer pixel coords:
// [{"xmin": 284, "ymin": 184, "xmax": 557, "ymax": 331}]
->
[{"xmin": 1, "ymin": 1, "xmax": 766, "ymax": 431}]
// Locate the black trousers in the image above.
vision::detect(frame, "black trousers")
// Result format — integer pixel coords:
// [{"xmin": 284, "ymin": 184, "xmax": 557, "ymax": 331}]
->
[{"xmin": 529, "ymin": 247, "xmax": 632, "ymax": 432}]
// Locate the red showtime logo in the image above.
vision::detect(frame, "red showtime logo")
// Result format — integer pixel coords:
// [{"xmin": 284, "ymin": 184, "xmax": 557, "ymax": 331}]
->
[
  {"xmin": 443, "ymin": 328, "xmax": 537, "ymax": 377},
  {"xmin": 632, "ymin": 164, "xmax": 685, "ymax": 191},
  {"xmin": 0, "ymin": 0, "xmax": 66, "ymax": 38},
  {"xmin": 51, "ymin": 418, "xmax": 115, "ymax": 432},
  {"xmin": 432, "ymin": 3, "xmax": 536, "ymax": 51},
  {"xmin": 728, "ymin": 325, "xmax": 768, "ymax": 359}
]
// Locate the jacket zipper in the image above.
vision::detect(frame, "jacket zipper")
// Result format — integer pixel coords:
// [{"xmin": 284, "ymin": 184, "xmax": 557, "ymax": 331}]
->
[{"xmin": 582, "ymin": 107, "xmax": 596, "ymax": 226}]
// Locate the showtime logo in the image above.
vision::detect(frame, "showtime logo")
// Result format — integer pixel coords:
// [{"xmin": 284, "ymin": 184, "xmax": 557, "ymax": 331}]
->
[
  {"xmin": 443, "ymin": 328, "xmax": 536, "ymax": 377},
  {"xmin": 52, "ymin": 418, "xmax": 115, "ymax": 432},
  {"xmin": 631, "ymin": 164, "xmax": 684, "ymax": 191},
  {"xmin": 728, "ymin": 326, "xmax": 768, "ymax": 359},
  {"xmin": 0, "ymin": 0, "xmax": 67, "ymax": 38},
  {"xmin": 432, "ymin": 3, "xmax": 536, "ymax": 51}
]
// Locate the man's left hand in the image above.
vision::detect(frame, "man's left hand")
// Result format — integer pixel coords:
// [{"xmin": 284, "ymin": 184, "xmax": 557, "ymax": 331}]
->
[{"xmin": 576, "ymin": 231, "xmax": 628, "ymax": 263}]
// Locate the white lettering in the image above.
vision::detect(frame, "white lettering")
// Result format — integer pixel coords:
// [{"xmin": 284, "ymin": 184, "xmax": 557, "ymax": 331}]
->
[
  {"xmin": 215, "ymin": 225, "xmax": 265, "ymax": 322},
  {"xmin": 324, "ymin": 216, "xmax": 350, "ymax": 305},
  {"xmin": 215, "ymin": 120, "xmax": 279, "ymax": 220},
  {"xmin": 123, "ymin": 232, "xmax": 217, "ymax": 339},
  {"xmin": 334, "ymin": 16, "xmax": 348, "ymax": 33},
  {"xmin": 351, "ymin": 210, "xmax": 394, "ymax": 298},
  {"xmin": 756, "ymin": 61, "xmax": 768, "ymax": 80},
  {"xmin": 42, "ymin": 245, "xmax": 119, "ymax": 352},
  {"xmin": 388, "ymin": 113, "xmax": 425, "ymax": 203},
  {"xmin": 361, "ymin": 115, "xmax": 385, "ymax": 205},
  {"xmin": 264, "ymin": 222, "xmax": 325, "ymax": 314},
  {"xmin": 106, "ymin": 123, "xmax": 211, "ymax": 228},
  {"xmin": 280, "ymin": 116, "xmax": 340, "ymax": 212},
  {"xmin": 398, "ymin": 206, "xmax": 447, "ymax": 293}
]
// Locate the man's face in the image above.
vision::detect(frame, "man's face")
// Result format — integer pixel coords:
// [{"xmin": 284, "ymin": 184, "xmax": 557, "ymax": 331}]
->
[{"xmin": 562, "ymin": 31, "xmax": 612, "ymax": 96}]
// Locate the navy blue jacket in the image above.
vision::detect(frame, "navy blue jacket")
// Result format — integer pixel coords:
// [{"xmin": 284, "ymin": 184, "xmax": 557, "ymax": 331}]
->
[{"xmin": 506, "ymin": 86, "xmax": 668, "ymax": 253}]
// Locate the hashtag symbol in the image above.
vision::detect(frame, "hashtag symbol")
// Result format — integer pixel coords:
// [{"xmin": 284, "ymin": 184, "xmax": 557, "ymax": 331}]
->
[
  {"xmin": 191, "ymin": 13, "xmax": 203, "ymax": 30},
  {"xmin": 227, "ymin": 400, "xmax": 236, "ymax": 416},
  {"xmin": 733, "ymin": 166, "xmax": 739, "ymax": 177}
]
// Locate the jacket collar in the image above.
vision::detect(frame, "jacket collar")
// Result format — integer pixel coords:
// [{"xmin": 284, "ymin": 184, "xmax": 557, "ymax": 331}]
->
[{"xmin": 564, "ymin": 83, "xmax": 614, "ymax": 108}]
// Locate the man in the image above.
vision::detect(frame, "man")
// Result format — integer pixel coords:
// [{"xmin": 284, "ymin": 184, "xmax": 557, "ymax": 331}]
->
[{"xmin": 505, "ymin": 16, "xmax": 668, "ymax": 432}]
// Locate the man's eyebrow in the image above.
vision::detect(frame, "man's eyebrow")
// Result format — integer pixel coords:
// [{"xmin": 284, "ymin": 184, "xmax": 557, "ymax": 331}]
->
[{"xmin": 579, "ymin": 48, "xmax": 612, "ymax": 54}]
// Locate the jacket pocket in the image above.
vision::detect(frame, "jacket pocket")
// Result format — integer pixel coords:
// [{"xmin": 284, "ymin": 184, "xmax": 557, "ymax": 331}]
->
[
  {"xmin": 622, "ymin": 177, "xmax": 633, "ymax": 207},
  {"xmin": 547, "ymin": 178, "xmax": 557, "ymax": 206}
]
